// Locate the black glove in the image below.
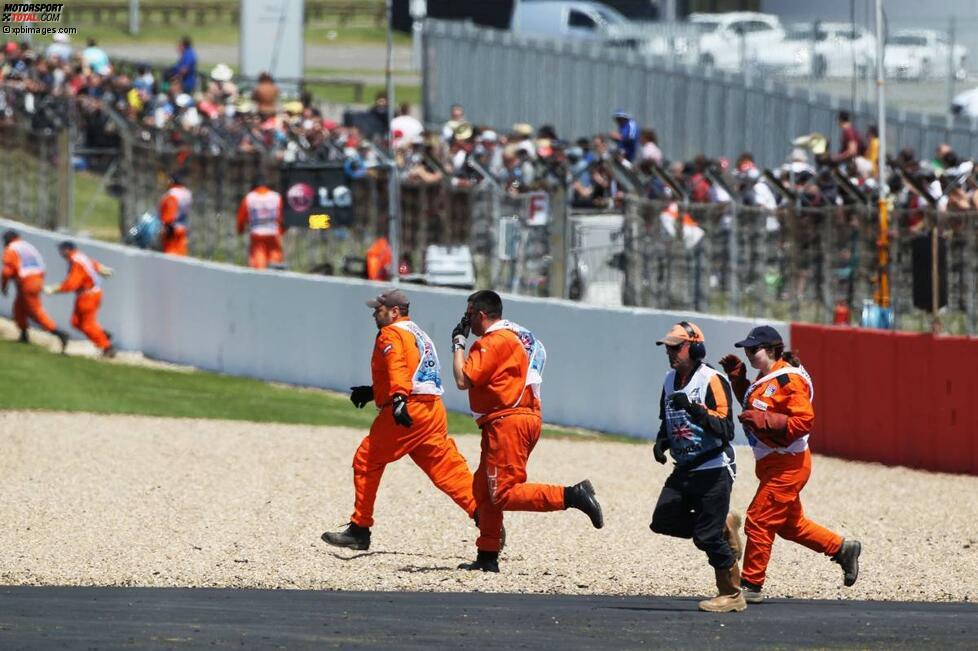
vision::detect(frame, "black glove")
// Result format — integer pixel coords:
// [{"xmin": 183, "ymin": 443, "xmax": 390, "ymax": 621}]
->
[
  {"xmin": 653, "ymin": 438, "xmax": 669, "ymax": 465},
  {"xmin": 349, "ymin": 385, "xmax": 374, "ymax": 409},
  {"xmin": 670, "ymin": 392, "xmax": 707, "ymax": 421},
  {"xmin": 451, "ymin": 315, "xmax": 471, "ymax": 351},
  {"xmin": 164, "ymin": 223, "xmax": 175, "ymax": 239},
  {"xmin": 391, "ymin": 393, "xmax": 413, "ymax": 427}
]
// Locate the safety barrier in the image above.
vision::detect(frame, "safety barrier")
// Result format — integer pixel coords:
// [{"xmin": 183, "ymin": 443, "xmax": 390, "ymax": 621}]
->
[
  {"xmin": 791, "ymin": 323, "xmax": 978, "ymax": 475},
  {"xmin": 0, "ymin": 218, "xmax": 779, "ymax": 439}
]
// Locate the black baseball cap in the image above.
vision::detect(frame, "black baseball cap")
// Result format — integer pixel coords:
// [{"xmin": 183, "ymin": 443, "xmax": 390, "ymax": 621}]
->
[
  {"xmin": 366, "ymin": 288, "xmax": 409, "ymax": 309},
  {"xmin": 734, "ymin": 325, "xmax": 783, "ymax": 348}
]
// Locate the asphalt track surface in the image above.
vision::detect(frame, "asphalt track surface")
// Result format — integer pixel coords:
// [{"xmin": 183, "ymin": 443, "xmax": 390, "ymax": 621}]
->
[{"xmin": 1, "ymin": 586, "xmax": 976, "ymax": 649}]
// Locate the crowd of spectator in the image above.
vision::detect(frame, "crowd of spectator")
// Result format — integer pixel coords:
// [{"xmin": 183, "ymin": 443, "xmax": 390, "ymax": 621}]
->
[{"xmin": 3, "ymin": 34, "xmax": 976, "ymax": 223}]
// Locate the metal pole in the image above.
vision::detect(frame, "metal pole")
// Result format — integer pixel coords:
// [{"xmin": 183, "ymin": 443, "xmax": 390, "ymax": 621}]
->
[
  {"xmin": 946, "ymin": 17, "xmax": 955, "ymax": 114},
  {"xmin": 874, "ymin": 0, "xmax": 890, "ymax": 315},
  {"xmin": 385, "ymin": 0, "xmax": 401, "ymax": 284},
  {"xmin": 129, "ymin": 0, "xmax": 140, "ymax": 36},
  {"xmin": 729, "ymin": 202, "xmax": 739, "ymax": 315}
]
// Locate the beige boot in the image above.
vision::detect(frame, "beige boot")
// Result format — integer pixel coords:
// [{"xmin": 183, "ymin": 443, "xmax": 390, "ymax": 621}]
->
[
  {"xmin": 724, "ymin": 512, "xmax": 743, "ymax": 561},
  {"xmin": 698, "ymin": 564, "xmax": 747, "ymax": 613}
]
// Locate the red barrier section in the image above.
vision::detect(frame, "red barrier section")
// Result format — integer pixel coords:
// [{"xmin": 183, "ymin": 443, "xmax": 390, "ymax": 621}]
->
[{"xmin": 789, "ymin": 324, "xmax": 977, "ymax": 475}]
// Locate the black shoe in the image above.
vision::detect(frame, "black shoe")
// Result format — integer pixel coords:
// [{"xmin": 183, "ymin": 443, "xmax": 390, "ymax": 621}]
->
[
  {"xmin": 564, "ymin": 480, "xmax": 604, "ymax": 529},
  {"xmin": 53, "ymin": 329, "xmax": 69, "ymax": 354},
  {"xmin": 458, "ymin": 550, "xmax": 499, "ymax": 573},
  {"xmin": 321, "ymin": 523, "xmax": 371, "ymax": 551},
  {"xmin": 101, "ymin": 346, "xmax": 117, "ymax": 359},
  {"xmin": 832, "ymin": 539, "xmax": 861, "ymax": 587},
  {"xmin": 17, "ymin": 329, "xmax": 29, "ymax": 344}
]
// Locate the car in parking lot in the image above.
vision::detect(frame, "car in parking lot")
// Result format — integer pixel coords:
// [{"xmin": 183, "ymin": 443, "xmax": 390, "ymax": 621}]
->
[
  {"xmin": 688, "ymin": 11, "xmax": 786, "ymax": 71},
  {"xmin": 885, "ymin": 29, "xmax": 967, "ymax": 80},
  {"xmin": 747, "ymin": 21, "xmax": 876, "ymax": 79}
]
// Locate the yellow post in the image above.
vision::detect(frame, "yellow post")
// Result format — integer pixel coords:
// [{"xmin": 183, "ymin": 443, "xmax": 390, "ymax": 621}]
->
[{"xmin": 875, "ymin": 197, "xmax": 889, "ymax": 308}]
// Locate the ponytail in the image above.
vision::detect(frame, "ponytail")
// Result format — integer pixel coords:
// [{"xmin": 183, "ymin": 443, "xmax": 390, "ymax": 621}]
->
[{"xmin": 770, "ymin": 344, "xmax": 802, "ymax": 367}]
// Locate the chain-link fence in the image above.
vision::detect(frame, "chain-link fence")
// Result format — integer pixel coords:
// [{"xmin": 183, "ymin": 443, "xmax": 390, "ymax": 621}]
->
[{"xmin": 618, "ymin": 196, "xmax": 978, "ymax": 333}]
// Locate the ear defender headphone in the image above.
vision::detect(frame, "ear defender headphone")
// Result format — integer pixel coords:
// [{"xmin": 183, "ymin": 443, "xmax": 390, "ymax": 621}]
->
[{"xmin": 679, "ymin": 321, "xmax": 706, "ymax": 361}]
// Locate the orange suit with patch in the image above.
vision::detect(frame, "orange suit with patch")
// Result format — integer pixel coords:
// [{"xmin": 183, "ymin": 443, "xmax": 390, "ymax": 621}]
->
[
  {"xmin": 739, "ymin": 359, "xmax": 843, "ymax": 588},
  {"xmin": 237, "ymin": 186, "xmax": 284, "ymax": 269},
  {"xmin": 463, "ymin": 326, "xmax": 565, "ymax": 553},
  {"xmin": 350, "ymin": 316, "xmax": 476, "ymax": 528},
  {"xmin": 2, "ymin": 239, "xmax": 58, "ymax": 333},
  {"xmin": 159, "ymin": 183, "xmax": 192, "ymax": 256},
  {"xmin": 57, "ymin": 250, "xmax": 111, "ymax": 350}
]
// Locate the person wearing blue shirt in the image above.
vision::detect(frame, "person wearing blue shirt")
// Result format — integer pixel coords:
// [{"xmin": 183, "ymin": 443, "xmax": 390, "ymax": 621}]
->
[
  {"xmin": 610, "ymin": 109, "xmax": 639, "ymax": 161},
  {"xmin": 166, "ymin": 36, "xmax": 198, "ymax": 93}
]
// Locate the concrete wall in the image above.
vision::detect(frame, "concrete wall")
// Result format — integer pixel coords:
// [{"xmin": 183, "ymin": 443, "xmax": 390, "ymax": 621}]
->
[{"xmin": 0, "ymin": 218, "xmax": 788, "ymax": 439}]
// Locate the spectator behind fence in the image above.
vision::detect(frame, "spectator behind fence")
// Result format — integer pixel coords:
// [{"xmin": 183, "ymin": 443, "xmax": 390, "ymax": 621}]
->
[
  {"xmin": 441, "ymin": 103, "xmax": 465, "ymax": 141},
  {"xmin": 832, "ymin": 111, "xmax": 865, "ymax": 164},
  {"xmin": 206, "ymin": 63, "xmax": 238, "ymax": 105},
  {"xmin": 640, "ymin": 128, "xmax": 663, "ymax": 164},
  {"xmin": 165, "ymin": 36, "xmax": 198, "ymax": 94},
  {"xmin": 252, "ymin": 72, "xmax": 279, "ymax": 119},
  {"xmin": 81, "ymin": 38, "xmax": 111, "ymax": 76},
  {"xmin": 45, "ymin": 33, "xmax": 72, "ymax": 64},
  {"xmin": 610, "ymin": 109, "xmax": 639, "ymax": 161}
]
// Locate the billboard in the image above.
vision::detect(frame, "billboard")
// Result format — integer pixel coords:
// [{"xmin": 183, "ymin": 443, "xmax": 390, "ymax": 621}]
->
[{"xmin": 281, "ymin": 164, "xmax": 355, "ymax": 230}]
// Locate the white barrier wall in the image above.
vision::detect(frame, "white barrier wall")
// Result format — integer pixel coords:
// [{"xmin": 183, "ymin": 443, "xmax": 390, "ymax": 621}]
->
[{"xmin": 1, "ymin": 219, "xmax": 789, "ymax": 438}]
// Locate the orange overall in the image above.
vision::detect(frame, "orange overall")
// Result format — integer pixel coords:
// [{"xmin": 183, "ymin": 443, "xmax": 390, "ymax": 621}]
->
[
  {"xmin": 350, "ymin": 316, "xmax": 475, "ymax": 528},
  {"xmin": 463, "ymin": 326, "xmax": 565, "ymax": 553},
  {"xmin": 2, "ymin": 240, "xmax": 57, "ymax": 333},
  {"xmin": 237, "ymin": 187, "xmax": 284, "ymax": 269},
  {"xmin": 57, "ymin": 250, "xmax": 111, "ymax": 350},
  {"xmin": 159, "ymin": 183, "xmax": 192, "ymax": 256},
  {"xmin": 740, "ymin": 360, "xmax": 843, "ymax": 588}
]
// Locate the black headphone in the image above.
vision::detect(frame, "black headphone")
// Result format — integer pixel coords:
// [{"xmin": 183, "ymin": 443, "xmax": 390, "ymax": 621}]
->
[{"xmin": 679, "ymin": 321, "xmax": 706, "ymax": 361}]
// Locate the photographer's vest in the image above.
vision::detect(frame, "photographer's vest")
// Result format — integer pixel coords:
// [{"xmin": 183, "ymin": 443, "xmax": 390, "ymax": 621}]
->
[
  {"xmin": 391, "ymin": 320, "xmax": 443, "ymax": 396},
  {"xmin": 663, "ymin": 364, "xmax": 729, "ymax": 471}
]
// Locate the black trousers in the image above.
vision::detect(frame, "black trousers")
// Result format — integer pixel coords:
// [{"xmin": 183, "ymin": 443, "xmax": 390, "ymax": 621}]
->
[{"xmin": 650, "ymin": 466, "xmax": 735, "ymax": 569}]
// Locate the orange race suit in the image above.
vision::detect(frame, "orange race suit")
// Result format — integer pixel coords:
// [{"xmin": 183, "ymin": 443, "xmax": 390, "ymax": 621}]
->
[
  {"xmin": 350, "ymin": 316, "xmax": 476, "ymax": 528},
  {"xmin": 159, "ymin": 183, "xmax": 192, "ymax": 256},
  {"xmin": 462, "ymin": 320, "xmax": 564, "ymax": 553},
  {"xmin": 2, "ymin": 238, "xmax": 58, "ymax": 334},
  {"xmin": 57, "ymin": 250, "xmax": 111, "ymax": 350},
  {"xmin": 734, "ymin": 359, "xmax": 843, "ymax": 588},
  {"xmin": 237, "ymin": 186, "xmax": 284, "ymax": 269}
]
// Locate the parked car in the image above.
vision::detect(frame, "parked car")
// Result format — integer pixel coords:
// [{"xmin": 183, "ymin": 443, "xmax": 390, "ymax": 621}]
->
[
  {"xmin": 510, "ymin": 0, "xmax": 642, "ymax": 48},
  {"xmin": 772, "ymin": 22, "xmax": 876, "ymax": 78},
  {"xmin": 885, "ymin": 29, "xmax": 967, "ymax": 80},
  {"xmin": 687, "ymin": 11, "xmax": 786, "ymax": 72},
  {"xmin": 951, "ymin": 85, "xmax": 978, "ymax": 117}
]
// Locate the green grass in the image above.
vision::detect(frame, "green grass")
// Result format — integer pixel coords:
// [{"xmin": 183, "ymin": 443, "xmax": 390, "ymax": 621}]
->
[
  {"xmin": 0, "ymin": 340, "xmax": 634, "ymax": 442},
  {"xmin": 306, "ymin": 82, "xmax": 419, "ymax": 106},
  {"xmin": 73, "ymin": 169, "xmax": 122, "ymax": 242}
]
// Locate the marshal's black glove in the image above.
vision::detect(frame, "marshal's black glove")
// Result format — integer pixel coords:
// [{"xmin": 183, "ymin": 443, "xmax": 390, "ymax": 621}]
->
[
  {"xmin": 653, "ymin": 438, "xmax": 669, "ymax": 465},
  {"xmin": 451, "ymin": 315, "xmax": 471, "ymax": 351},
  {"xmin": 670, "ymin": 392, "xmax": 707, "ymax": 421},
  {"xmin": 391, "ymin": 393, "xmax": 413, "ymax": 427},
  {"xmin": 349, "ymin": 385, "xmax": 374, "ymax": 409}
]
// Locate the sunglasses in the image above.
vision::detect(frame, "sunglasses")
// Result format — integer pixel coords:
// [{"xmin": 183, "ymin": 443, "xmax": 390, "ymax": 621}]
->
[{"xmin": 744, "ymin": 345, "xmax": 768, "ymax": 354}]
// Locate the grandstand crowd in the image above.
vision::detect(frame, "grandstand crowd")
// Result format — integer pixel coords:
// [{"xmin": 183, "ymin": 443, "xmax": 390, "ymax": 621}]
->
[{"xmin": 2, "ymin": 34, "xmax": 976, "ymax": 224}]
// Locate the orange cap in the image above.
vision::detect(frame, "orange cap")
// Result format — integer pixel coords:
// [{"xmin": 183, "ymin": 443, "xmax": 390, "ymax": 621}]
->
[{"xmin": 656, "ymin": 321, "xmax": 704, "ymax": 346}]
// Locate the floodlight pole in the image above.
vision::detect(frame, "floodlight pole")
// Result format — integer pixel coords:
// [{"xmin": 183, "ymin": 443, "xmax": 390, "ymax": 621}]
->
[{"xmin": 385, "ymin": 0, "xmax": 401, "ymax": 284}]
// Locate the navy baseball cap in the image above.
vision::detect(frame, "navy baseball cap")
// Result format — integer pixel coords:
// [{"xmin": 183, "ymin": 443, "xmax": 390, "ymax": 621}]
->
[{"xmin": 734, "ymin": 325, "xmax": 783, "ymax": 348}]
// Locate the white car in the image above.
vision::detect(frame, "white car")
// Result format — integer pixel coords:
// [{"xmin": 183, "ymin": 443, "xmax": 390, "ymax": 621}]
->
[
  {"xmin": 688, "ymin": 12, "xmax": 786, "ymax": 72},
  {"xmin": 885, "ymin": 29, "xmax": 967, "ymax": 80},
  {"xmin": 951, "ymin": 86, "xmax": 978, "ymax": 117},
  {"xmin": 775, "ymin": 22, "xmax": 876, "ymax": 78}
]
